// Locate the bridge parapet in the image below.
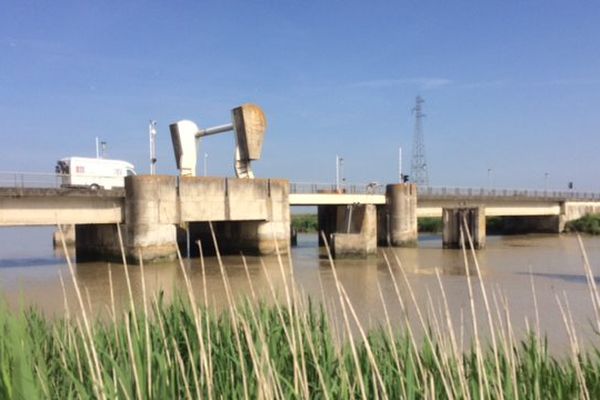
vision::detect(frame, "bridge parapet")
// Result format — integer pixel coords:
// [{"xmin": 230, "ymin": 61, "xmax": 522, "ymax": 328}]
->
[
  {"xmin": 417, "ymin": 186, "xmax": 600, "ymax": 201},
  {"xmin": 290, "ymin": 182, "xmax": 600, "ymax": 202}
]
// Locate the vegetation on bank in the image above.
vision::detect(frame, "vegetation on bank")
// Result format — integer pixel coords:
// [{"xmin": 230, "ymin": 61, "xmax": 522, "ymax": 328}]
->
[
  {"xmin": 3, "ymin": 293, "xmax": 600, "ymax": 399},
  {"xmin": 292, "ymin": 213, "xmax": 318, "ymax": 232},
  {"xmin": 565, "ymin": 214, "xmax": 600, "ymax": 235},
  {"xmin": 417, "ymin": 217, "xmax": 442, "ymax": 233},
  {"xmin": 292, "ymin": 214, "xmax": 444, "ymax": 233}
]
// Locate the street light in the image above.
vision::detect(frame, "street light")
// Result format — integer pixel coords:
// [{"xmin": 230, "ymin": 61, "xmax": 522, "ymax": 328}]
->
[
  {"xmin": 544, "ymin": 172, "xmax": 549, "ymax": 192},
  {"xmin": 487, "ymin": 168, "xmax": 493, "ymax": 191}
]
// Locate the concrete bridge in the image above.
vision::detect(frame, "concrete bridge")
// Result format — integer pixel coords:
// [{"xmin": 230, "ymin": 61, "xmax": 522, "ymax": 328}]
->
[{"xmin": 1, "ymin": 175, "xmax": 599, "ymax": 262}]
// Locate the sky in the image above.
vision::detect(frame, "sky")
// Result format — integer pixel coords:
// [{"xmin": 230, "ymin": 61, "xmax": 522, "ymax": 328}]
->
[{"xmin": 1, "ymin": 0, "xmax": 600, "ymax": 191}]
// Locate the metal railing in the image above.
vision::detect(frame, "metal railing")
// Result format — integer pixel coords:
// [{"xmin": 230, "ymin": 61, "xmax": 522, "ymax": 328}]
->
[
  {"xmin": 290, "ymin": 182, "xmax": 386, "ymax": 195},
  {"xmin": 417, "ymin": 186, "xmax": 600, "ymax": 201},
  {"xmin": 290, "ymin": 182, "xmax": 600, "ymax": 201},
  {"xmin": 0, "ymin": 171, "xmax": 67, "ymax": 189},
  {"xmin": 1, "ymin": 173, "xmax": 599, "ymax": 201},
  {"xmin": 0, "ymin": 171, "xmax": 126, "ymax": 190}
]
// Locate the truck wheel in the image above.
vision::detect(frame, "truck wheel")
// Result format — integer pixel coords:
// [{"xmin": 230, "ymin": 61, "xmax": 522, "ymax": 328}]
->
[{"xmin": 90, "ymin": 184, "xmax": 100, "ymax": 190}]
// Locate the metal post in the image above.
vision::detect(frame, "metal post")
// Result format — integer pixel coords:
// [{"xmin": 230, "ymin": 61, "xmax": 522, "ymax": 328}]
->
[
  {"xmin": 398, "ymin": 146, "xmax": 402, "ymax": 183},
  {"xmin": 340, "ymin": 157, "xmax": 345, "ymax": 192},
  {"xmin": 186, "ymin": 226, "xmax": 191, "ymax": 259},
  {"xmin": 487, "ymin": 168, "xmax": 492, "ymax": 192},
  {"xmin": 149, "ymin": 120, "xmax": 157, "ymax": 175},
  {"xmin": 197, "ymin": 123, "xmax": 234, "ymax": 138},
  {"xmin": 204, "ymin": 153, "xmax": 208, "ymax": 177},
  {"xmin": 346, "ymin": 205, "xmax": 353, "ymax": 233},
  {"xmin": 101, "ymin": 141, "xmax": 107, "ymax": 159},
  {"xmin": 544, "ymin": 172, "xmax": 549, "ymax": 192},
  {"xmin": 335, "ymin": 155, "xmax": 340, "ymax": 192}
]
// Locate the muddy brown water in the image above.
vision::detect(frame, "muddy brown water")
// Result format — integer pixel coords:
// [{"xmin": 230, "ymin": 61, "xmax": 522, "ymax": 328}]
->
[{"xmin": 1, "ymin": 227, "xmax": 600, "ymax": 352}]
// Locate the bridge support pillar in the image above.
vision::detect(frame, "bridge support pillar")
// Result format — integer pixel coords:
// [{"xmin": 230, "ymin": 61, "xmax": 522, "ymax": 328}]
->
[
  {"xmin": 442, "ymin": 207, "xmax": 486, "ymax": 249},
  {"xmin": 385, "ymin": 183, "xmax": 418, "ymax": 246},
  {"xmin": 75, "ymin": 176, "xmax": 178, "ymax": 263},
  {"xmin": 318, "ymin": 204, "xmax": 377, "ymax": 258},
  {"xmin": 53, "ymin": 224, "xmax": 75, "ymax": 247},
  {"xmin": 123, "ymin": 175, "xmax": 179, "ymax": 262}
]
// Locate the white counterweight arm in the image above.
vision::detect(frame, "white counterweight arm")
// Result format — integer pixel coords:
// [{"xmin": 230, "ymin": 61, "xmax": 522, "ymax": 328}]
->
[{"xmin": 169, "ymin": 104, "xmax": 267, "ymax": 178}]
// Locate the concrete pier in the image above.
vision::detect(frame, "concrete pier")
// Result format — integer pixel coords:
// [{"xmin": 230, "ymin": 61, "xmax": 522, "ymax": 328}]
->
[
  {"xmin": 53, "ymin": 224, "xmax": 75, "ymax": 247},
  {"xmin": 77, "ymin": 176, "xmax": 179, "ymax": 262},
  {"xmin": 442, "ymin": 207, "xmax": 486, "ymax": 249},
  {"xmin": 385, "ymin": 183, "xmax": 418, "ymax": 246},
  {"xmin": 317, "ymin": 204, "xmax": 377, "ymax": 257}
]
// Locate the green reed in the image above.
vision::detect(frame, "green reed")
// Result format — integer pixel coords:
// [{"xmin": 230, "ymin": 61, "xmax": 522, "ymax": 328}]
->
[{"xmin": 1, "ymin": 293, "xmax": 600, "ymax": 399}]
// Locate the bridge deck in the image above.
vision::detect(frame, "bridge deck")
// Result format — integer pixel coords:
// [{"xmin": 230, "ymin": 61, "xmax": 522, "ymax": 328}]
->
[
  {"xmin": 0, "ymin": 187, "xmax": 124, "ymax": 226},
  {"xmin": 0, "ymin": 183, "xmax": 599, "ymax": 226}
]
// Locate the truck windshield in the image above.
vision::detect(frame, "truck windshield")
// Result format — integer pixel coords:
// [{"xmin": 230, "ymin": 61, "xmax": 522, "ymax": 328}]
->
[{"xmin": 55, "ymin": 161, "xmax": 69, "ymax": 174}]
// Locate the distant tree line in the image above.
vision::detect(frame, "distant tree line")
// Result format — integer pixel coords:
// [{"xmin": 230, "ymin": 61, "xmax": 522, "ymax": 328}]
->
[
  {"xmin": 565, "ymin": 214, "xmax": 600, "ymax": 235},
  {"xmin": 291, "ymin": 214, "xmax": 318, "ymax": 232}
]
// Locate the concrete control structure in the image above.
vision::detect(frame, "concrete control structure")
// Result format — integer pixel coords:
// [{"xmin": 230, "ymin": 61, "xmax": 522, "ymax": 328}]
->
[{"xmin": 75, "ymin": 175, "xmax": 290, "ymax": 262}]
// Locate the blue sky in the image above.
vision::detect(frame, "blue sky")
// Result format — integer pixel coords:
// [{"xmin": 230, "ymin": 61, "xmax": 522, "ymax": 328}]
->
[{"xmin": 1, "ymin": 1, "xmax": 600, "ymax": 190}]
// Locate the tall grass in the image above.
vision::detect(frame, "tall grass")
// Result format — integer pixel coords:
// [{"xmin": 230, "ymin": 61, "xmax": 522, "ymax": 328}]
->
[{"xmin": 0, "ymin": 221, "xmax": 600, "ymax": 399}]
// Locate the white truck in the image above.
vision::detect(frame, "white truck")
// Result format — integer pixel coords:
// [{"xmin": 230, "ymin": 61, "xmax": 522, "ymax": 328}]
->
[{"xmin": 55, "ymin": 157, "xmax": 136, "ymax": 190}]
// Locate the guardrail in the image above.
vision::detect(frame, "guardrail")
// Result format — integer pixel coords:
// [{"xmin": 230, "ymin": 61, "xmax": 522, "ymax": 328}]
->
[
  {"xmin": 290, "ymin": 182, "xmax": 386, "ymax": 195},
  {"xmin": 1, "ymin": 173, "xmax": 599, "ymax": 201},
  {"xmin": 417, "ymin": 186, "xmax": 600, "ymax": 201},
  {"xmin": 0, "ymin": 171, "xmax": 125, "ymax": 189},
  {"xmin": 290, "ymin": 182, "xmax": 600, "ymax": 201},
  {"xmin": 0, "ymin": 171, "xmax": 67, "ymax": 188}
]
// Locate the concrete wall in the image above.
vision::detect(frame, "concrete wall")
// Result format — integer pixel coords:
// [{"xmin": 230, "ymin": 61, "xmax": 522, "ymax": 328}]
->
[
  {"xmin": 121, "ymin": 175, "xmax": 179, "ymax": 263},
  {"xmin": 564, "ymin": 202, "xmax": 600, "ymax": 222},
  {"xmin": 180, "ymin": 177, "xmax": 286, "ymax": 221},
  {"xmin": 318, "ymin": 204, "xmax": 377, "ymax": 257},
  {"xmin": 93, "ymin": 175, "xmax": 292, "ymax": 263}
]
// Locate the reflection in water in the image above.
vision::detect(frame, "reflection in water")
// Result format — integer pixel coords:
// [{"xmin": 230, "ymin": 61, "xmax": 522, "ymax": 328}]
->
[{"xmin": 1, "ymin": 230, "xmax": 600, "ymax": 351}]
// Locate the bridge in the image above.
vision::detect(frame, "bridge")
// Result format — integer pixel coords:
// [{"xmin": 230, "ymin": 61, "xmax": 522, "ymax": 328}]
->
[{"xmin": 1, "ymin": 171, "xmax": 599, "ymax": 262}]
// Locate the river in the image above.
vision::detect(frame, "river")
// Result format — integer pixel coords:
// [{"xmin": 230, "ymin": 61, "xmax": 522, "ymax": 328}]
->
[{"xmin": 1, "ymin": 227, "xmax": 599, "ymax": 351}]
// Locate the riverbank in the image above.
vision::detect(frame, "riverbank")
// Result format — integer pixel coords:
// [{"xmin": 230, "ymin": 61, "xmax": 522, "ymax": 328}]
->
[{"xmin": 565, "ymin": 214, "xmax": 600, "ymax": 235}]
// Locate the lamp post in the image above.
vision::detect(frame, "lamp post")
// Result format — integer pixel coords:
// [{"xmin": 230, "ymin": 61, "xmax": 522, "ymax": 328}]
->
[
  {"xmin": 544, "ymin": 172, "xmax": 549, "ymax": 192},
  {"xmin": 487, "ymin": 168, "xmax": 492, "ymax": 192},
  {"xmin": 149, "ymin": 120, "xmax": 157, "ymax": 175},
  {"xmin": 204, "ymin": 153, "xmax": 208, "ymax": 177},
  {"xmin": 336, "ymin": 155, "xmax": 344, "ymax": 192}
]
